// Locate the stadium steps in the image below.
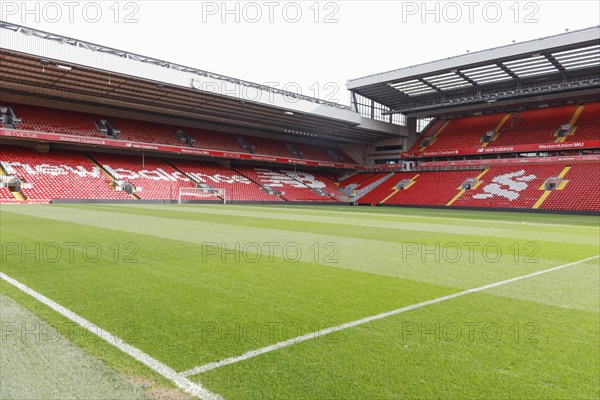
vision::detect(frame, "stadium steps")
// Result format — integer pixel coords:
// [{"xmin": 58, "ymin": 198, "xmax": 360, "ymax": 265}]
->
[
  {"xmin": 446, "ymin": 169, "xmax": 490, "ymax": 206},
  {"xmin": 162, "ymin": 159, "xmax": 225, "ymax": 202},
  {"xmin": 85, "ymin": 153, "xmax": 138, "ymax": 200},
  {"xmin": 380, "ymin": 174, "xmax": 420, "ymax": 204},
  {"xmin": 11, "ymin": 189, "xmax": 26, "ymax": 201},
  {"xmin": 0, "ymin": 164, "xmax": 26, "ymax": 201},
  {"xmin": 162, "ymin": 159, "xmax": 200, "ymax": 185},
  {"xmin": 532, "ymin": 166, "xmax": 571, "ymax": 209},
  {"xmin": 281, "ymin": 171, "xmax": 332, "ymax": 200},
  {"xmin": 349, "ymin": 173, "xmax": 394, "ymax": 203},
  {"xmin": 420, "ymin": 121, "xmax": 450, "ymax": 151},
  {"xmin": 230, "ymin": 166, "xmax": 286, "ymax": 201},
  {"xmin": 554, "ymin": 105, "xmax": 585, "ymax": 143},
  {"xmin": 569, "ymin": 105, "xmax": 586, "ymax": 126},
  {"xmin": 481, "ymin": 114, "xmax": 511, "ymax": 148}
]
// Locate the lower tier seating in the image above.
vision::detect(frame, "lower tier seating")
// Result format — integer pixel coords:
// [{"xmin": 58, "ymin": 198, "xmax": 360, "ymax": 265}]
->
[
  {"xmin": 0, "ymin": 146, "xmax": 131, "ymax": 200},
  {"xmin": 452, "ymin": 164, "xmax": 565, "ymax": 209},
  {"xmin": 234, "ymin": 166, "xmax": 333, "ymax": 202},
  {"xmin": 382, "ymin": 170, "xmax": 480, "ymax": 206},
  {"xmin": 540, "ymin": 163, "xmax": 600, "ymax": 211},
  {"xmin": 0, "ymin": 186, "xmax": 15, "ymax": 201},
  {"xmin": 89, "ymin": 153, "xmax": 196, "ymax": 201},
  {"xmin": 169, "ymin": 160, "xmax": 281, "ymax": 202},
  {"xmin": 0, "ymin": 145, "xmax": 597, "ymax": 211}
]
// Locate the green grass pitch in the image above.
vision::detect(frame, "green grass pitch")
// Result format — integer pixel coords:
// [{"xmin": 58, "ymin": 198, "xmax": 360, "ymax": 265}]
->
[{"xmin": 1, "ymin": 204, "xmax": 598, "ymax": 399}]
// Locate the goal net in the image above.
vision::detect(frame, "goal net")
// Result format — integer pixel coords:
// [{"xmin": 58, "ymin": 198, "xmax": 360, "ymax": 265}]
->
[{"xmin": 178, "ymin": 187, "xmax": 227, "ymax": 204}]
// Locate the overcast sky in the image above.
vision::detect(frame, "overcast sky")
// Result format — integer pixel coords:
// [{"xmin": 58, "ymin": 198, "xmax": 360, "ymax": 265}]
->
[{"xmin": 2, "ymin": 1, "xmax": 599, "ymax": 105}]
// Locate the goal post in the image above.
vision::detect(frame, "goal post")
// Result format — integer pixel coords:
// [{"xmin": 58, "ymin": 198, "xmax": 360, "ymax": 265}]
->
[{"xmin": 178, "ymin": 187, "xmax": 227, "ymax": 204}]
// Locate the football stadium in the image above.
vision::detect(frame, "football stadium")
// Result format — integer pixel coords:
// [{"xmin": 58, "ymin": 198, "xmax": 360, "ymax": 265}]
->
[{"xmin": 0, "ymin": 3, "xmax": 599, "ymax": 400}]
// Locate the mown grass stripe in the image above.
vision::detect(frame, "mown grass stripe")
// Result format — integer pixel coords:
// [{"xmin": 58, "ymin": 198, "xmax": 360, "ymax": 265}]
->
[{"xmin": 182, "ymin": 254, "xmax": 599, "ymax": 377}]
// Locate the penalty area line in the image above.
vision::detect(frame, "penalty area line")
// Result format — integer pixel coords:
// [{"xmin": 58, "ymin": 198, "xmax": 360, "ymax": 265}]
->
[
  {"xmin": 181, "ymin": 254, "xmax": 600, "ymax": 377},
  {"xmin": 0, "ymin": 272, "xmax": 221, "ymax": 400}
]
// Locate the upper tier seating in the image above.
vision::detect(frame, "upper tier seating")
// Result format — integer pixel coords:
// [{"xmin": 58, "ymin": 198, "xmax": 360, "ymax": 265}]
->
[
  {"xmin": 492, "ymin": 105, "xmax": 577, "ymax": 146},
  {"xmin": 9, "ymin": 104, "xmax": 101, "ymax": 137},
  {"xmin": 4, "ymin": 103, "xmax": 356, "ymax": 164},
  {"xmin": 0, "ymin": 145, "xmax": 130, "ymax": 200},
  {"xmin": 406, "ymin": 102, "xmax": 600, "ymax": 155},
  {"xmin": 185, "ymin": 128, "xmax": 242, "ymax": 153},
  {"xmin": 423, "ymin": 114, "xmax": 504, "ymax": 151},
  {"xmin": 411, "ymin": 119, "xmax": 447, "ymax": 151},
  {"xmin": 568, "ymin": 102, "xmax": 600, "ymax": 142},
  {"xmin": 107, "ymin": 117, "xmax": 182, "ymax": 146}
]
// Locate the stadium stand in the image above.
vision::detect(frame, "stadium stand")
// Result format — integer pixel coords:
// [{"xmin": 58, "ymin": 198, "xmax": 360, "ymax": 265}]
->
[
  {"xmin": 0, "ymin": 186, "xmax": 15, "ymax": 201},
  {"xmin": 234, "ymin": 166, "xmax": 333, "ymax": 201},
  {"xmin": 168, "ymin": 159, "xmax": 282, "ymax": 202},
  {"xmin": 0, "ymin": 145, "xmax": 131, "ymax": 200},
  {"xmin": 339, "ymin": 173, "xmax": 378, "ymax": 189},
  {"xmin": 568, "ymin": 102, "xmax": 600, "ymax": 142},
  {"xmin": 282, "ymin": 169, "xmax": 341, "ymax": 200},
  {"xmin": 381, "ymin": 170, "xmax": 480, "ymax": 206},
  {"xmin": 410, "ymin": 119, "xmax": 447, "ymax": 151},
  {"xmin": 539, "ymin": 162, "xmax": 600, "ymax": 211},
  {"xmin": 421, "ymin": 114, "xmax": 504, "ymax": 151},
  {"xmin": 9, "ymin": 104, "xmax": 101, "ymax": 137},
  {"xmin": 451, "ymin": 164, "xmax": 566, "ymax": 209},
  {"xmin": 89, "ymin": 153, "xmax": 195, "ymax": 200},
  {"xmin": 106, "ymin": 117, "xmax": 182, "ymax": 146},
  {"xmin": 358, "ymin": 172, "xmax": 418, "ymax": 205},
  {"xmin": 492, "ymin": 105, "xmax": 577, "ymax": 146},
  {"xmin": 184, "ymin": 128, "xmax": 242, "ymax": 152},
  {"xmin": 2, "ymin": 102, "xmax": 357, "ymax": 164}
]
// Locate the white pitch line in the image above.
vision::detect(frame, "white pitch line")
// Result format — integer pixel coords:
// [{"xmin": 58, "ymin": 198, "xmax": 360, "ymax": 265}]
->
[
  {"xmin": 181, "ymin": 254, "xmax": 600, "ymax": 377},
  {"xmin": 0, "ymin": 272, "xmax": 221, "ymax": 400}
]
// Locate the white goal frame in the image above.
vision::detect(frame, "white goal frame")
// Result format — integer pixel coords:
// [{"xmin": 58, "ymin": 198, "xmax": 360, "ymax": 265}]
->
[{"xmin": 178, "ymin": 187, "xmax": 227, "ymax": 204}]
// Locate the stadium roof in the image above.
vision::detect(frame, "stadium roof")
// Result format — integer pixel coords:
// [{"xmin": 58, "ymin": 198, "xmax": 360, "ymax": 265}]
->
[
  {"xmin": 348, "ymin": 26, "xmax": 600, "ymax": 117},
  {"xmin": 0, "ymin": 21, "xmax": 403, "ymax": 144}
]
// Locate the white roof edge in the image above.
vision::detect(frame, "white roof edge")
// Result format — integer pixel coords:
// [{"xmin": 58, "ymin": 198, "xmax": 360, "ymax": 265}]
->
[
  {"xmin": 0, "ymin": 22, "xmax": 370, "ymax": 125},
  {"xmin": 348, "ymin": 26, "xmax": 600, "ymax": 90}
]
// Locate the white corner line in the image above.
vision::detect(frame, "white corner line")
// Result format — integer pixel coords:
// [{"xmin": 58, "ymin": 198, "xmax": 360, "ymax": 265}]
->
[
  {"xmin": 181, "ymin": 255, "xmax": 600, "ymax": 377},
  {"xmin": 0, "ymin": 272, "xmax": 222, "ymax": 400}
]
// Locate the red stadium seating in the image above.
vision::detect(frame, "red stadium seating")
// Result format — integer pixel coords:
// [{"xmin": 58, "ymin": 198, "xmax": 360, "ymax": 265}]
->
[
  {"xmin": 90, "ymin": 153, "xmax": 195, "ymax": 200},
  {"xmin": 540, "ymin": 163, "xmax": 600, "ymax": 211},
  {"xmin": 359, "ymin": 172, "xmax": 418, "ymax": 205},
  {"xmin": 107, "ymin": 117, "xmax": 182, "ymax": 146},
  {"xmin": 3, "ymin": 102, "xmax": 357, "ymax": 165},
  {"xmin": 234, "ymin": 166, "xmax": 333, "ymax": 201},
  {"xmin": 452, "ymin": 164, "xmax": 565, "ymax": 209},
  {"xmin": 0, "ymin": 146, "xmax": 131, "ymax": 200},
  {"xmin": 383, "ymin": 170, "xmax": 479, "ymax": 206},
  {"xmin": 352, "ymin": 173, "xmax": 390, "ymax": 190},
  {"xmin": 423, "ymin": 114, "xmax": 504, "ymax": 151},
  {"xmin": 282, "ymin": 169, "xmax": 341, "ymax": 200},
  {"xmin": 185, "ymin": 128, "xmax": 243, "ymax": 153},
  {"xmin": 492, "ymin": 105, "xmax": 577, "ymax": 146},
  {"xmin": 0, "ymin": 186, "xmax": 15, "ymax": 201},
  {"xmin": 568, "ymin": 102, "xmax": 600, "ymax": 142},
  {"xmin": 411, "ymin": 119, "xmax": 447, "ymax": 150},
  {"xmin": 339, "ymin": 173, "xmax": 378, "ymax": 188},
  {"xmin": 10, "ymin": 104, "xmax": 101, "ymax": 137},
  {"xmin": 169, "ymin": 160, "xmax": 281, "ymax": 202}
]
